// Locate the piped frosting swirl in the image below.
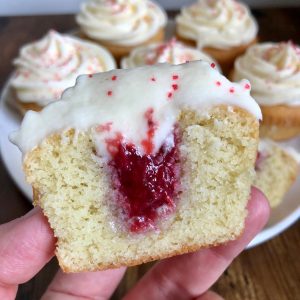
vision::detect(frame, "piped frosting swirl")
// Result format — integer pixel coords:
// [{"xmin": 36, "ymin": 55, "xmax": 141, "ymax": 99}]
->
[
  {"xmin": 176, "ymin": 0, "xmax": 258, "ymax": 49},
  {"xmin": 121, "ymin": 38, "xmax": 219, "ymax": 69},
  {"xmin": 233, "ymin": 42, "xmax": 300, "ymax": 106},
  {"xmin": 10, "ymin": 30, "xmax": 116, "ymax": 106},
  {"xmin": 76, "ymin": 0, "xmax": 167, "ymax": 46}
]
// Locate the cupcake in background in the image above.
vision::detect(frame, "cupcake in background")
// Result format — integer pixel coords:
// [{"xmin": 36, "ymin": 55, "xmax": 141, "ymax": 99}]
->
[
  {"xmin": 254, "ymin": 139, "xmax": 299, "ymax": 208},
  {"xmin": 176, "ymin": 0, "xmax": 258, "ymax": 74},
  {"xmin": 232, "ymin": 41, "xmax": 300, "ymax": 141},
  {"xmin": 10, "ymin": 30, "xmax": 116, "ymax": 114},
  {"xmin": 121, "ymin": 38, "xmax": 219, "ymax": 69},
  {"xmin": 76, "ymin": 0, "xmax": 167, "ymax": 60}
]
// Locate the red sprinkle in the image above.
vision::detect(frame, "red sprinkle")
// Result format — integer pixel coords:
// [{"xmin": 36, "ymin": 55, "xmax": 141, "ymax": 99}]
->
[
  {"xmin": 216, "ymin": 81, "xmax": 221, "ymax": 86},
  {"xmin": 88, "ymin": 74, "xmax": 93, "ymax": 78},
  {"xmin": 150, "ymin": 77, "xmax": 156, "ymax": 82},
  {"xmin": 111, "ymin": 75, "xmax": 117, "ymax": 81},
  {"xmin": 107, "ymin": 90, "xmax": 113, "ymax": 96},
  {"xmin": 244, "ymin": 83, "xmax": 251, "ymax": 90},
  {"xmin": 167, "ymin": 92, "xmax": 173, "ymax": 99},
  {"xmin": 210, "ymin": 62, "xmax": 216, "ymax": 68},
  {"xmin": 229, "ymin": 87, "xmax": 235, "ymax": 93},
  {"xmin": 172, "ymin": 84, "xmax": 178, "ymax": 90},
  {"xmin": 95, "ymin": 122, "xmax": 113, "ymax": 133},
  {"xmin": 172, "ymin": 75, "xmax": 179, "ymax": 80}
]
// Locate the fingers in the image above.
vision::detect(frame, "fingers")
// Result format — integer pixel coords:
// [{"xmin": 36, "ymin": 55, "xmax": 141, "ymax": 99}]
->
[
  {"xmin": 42, "ymin": 268, "xmax": 126, "ymax": 300},
  {"xmin": 124, "ymin": 187, "xmax": 270, "ymax": 300},
  {"xmin": 0, "ymin": 207, "xmax": 56, "ymax": 300},
  {"xmin": 196, "ymin": 291, "xmax": 224, "ymax": 300}
]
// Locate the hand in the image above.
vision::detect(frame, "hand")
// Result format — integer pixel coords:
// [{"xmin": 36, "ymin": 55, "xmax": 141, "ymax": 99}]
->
[{"xmin": 0, "ymin": 187, "xmax": 269, "ymax": 300}]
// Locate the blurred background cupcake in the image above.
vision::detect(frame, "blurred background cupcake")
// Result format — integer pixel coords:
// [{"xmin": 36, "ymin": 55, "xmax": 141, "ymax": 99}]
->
[
  {"xmin": 121, "ymin": 38, "xmax": 219, "ymax": 69},
  {"xmin": 176, "ymin": 0, "xmax": 258, "ymax": 74},
  {"xmin": 76, "ymin": 0, "xmax": 167, "ymax": 61},
  {"xmin": 10, "ymin": 30, "xmax": 116, "ymax": 114},
  {"xmin": 254, "ymin": 139, "xmax": 299, "ymax": 208},
  {"xmin": 232, "ymin": 41, "xmax": 300, "ymax": 141}
]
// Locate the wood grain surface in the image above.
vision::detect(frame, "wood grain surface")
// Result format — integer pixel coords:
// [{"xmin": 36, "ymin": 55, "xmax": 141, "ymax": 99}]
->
[{"xmin": 0, "ymin": 8, "xmax": 299, "ymax": 300}]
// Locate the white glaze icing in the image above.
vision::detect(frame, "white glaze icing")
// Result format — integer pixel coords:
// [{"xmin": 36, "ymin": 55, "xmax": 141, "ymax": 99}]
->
[
  {"xmin": 76, "ymin": 0, "xmax": 167, "ymax": 46},
  {"xmin": 10, "ymin": 61, "xmax": 261, "ymax": 158},
  {"xmin": 176, "ymin": 0, "xmax": 257, "ymax": 49},
  {"xmin": 121, "ymin": 38, "xmax": 219, "ymax": 69},
  {"xmin": 10, "ymin": 30, "xmax": 116, "ymax": 106},
  {"xmin": 233, "ymin": 42, "xmax": 300, "ymax": 106}
]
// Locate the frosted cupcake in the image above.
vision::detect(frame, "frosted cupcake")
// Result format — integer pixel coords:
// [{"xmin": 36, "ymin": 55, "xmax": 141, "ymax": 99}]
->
[
  {"xmin": 232, "ymin": 41, "xmax": 300, "ymax": 140},
  {"xmin": 121, "ymin": 38, "xmax": 219, "ymax": 69},
  {"xmin": 76, "ymin": 0, "xmax": 167, "ymax": 60},
  {"xmin": 176, "ymin": 0, "xmax": 258, "ymax": 74},
  {"xmin": 10, "ymin": 30, "xmax": 116, "ymax": 113}
]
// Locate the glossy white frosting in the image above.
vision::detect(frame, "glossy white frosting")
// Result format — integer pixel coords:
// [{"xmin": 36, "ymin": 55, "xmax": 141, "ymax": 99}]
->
[
  {"xmin": 176, "ymin": 0, "xmax": 257, "ymax": 49},
  {"xmin": 10, "ymin": 61, "xmax": 261, "ymax": 158},
  {"xmin": 121, "ymin": 38, "xmax": 219, "ymax": 69},
  {"xmin": 233, "ymin": 42, "xmax": 300, "ymax": 106},
  {"xmin": 10, "ymin": 30, "xmax": 116, "ymax": 106},
  {"xmin": 76, "ymin": 0, "xmax": 167, "ymax": 46}
]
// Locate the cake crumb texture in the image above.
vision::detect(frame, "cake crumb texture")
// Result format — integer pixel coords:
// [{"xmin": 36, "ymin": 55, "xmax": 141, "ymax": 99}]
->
[
  {"xmin": 24, "ymin": 106, "xmax": 258, "ymax": 272},
  {"xmin": 253, "ymin": 142, "xmax": 298, "ymax": 207}
]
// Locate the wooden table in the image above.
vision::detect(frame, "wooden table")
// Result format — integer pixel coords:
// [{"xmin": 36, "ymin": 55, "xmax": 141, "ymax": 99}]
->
[{"xmin": 0, "ymin": 8, "xmax": 299, "ymax": 300}]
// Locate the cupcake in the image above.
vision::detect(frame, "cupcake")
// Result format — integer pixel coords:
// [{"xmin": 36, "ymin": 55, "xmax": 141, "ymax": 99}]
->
[
  {"xmin": 10, "ymin": 30, "xmax": 116, "ymax": 114},
  {"xmin": 121, "ymin": 38, "xmax": 219, "ymax": 69},
  {"xmin": 254, "ymin": 139, "xmax": 299, "ymax": 207},
  {"xmin": 76, "ymin": 0, "xmax": 167, "ymax": 60},
  {"xmin": 232, "ymin": 41, "xmax": 300, "ymax": 141},
  {"xmin": 11, "ymin": 61, "xmax": 261, "ymax": 272},
  {"xmin": 176, "ymin": 0, "xmax": 258, "ymax": 74}
]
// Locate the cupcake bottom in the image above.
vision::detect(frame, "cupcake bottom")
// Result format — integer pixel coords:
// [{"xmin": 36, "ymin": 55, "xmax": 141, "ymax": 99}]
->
[
  {"xmin": 81, "ymin": 28, "xmax": 165, "ymax": 62},
  {"xmin": 260, "ymin": 105, "xmax": 300, "ymax": 141},
  {"xmin": 176, "ymin": 35, "xmax": 257, "ymax": 75}
]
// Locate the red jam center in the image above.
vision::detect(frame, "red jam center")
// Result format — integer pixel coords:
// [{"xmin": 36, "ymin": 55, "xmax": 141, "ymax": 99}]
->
[{"xmin": 108, "ymin": 133, "xmax": 180, "ymax": 233}]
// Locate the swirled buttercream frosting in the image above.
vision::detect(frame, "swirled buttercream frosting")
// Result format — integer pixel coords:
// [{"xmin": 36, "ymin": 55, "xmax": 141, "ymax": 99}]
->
[
  {"xmin": 176, "ymin": 0, "xmax": 257, "ymax": 49},
  {"xmin": 233, "ymin": 42, "xmax": 300, "ymax": 106},
  {"xmin": 121, "ymin": 38, "xmax": 219, "ymax": 69},
  {"xmin": 10, "ymin": 30, "xmax": 116, "ymax": 106},
  {"xmin": 76, "ymin": 0, "xmax": 167, "ymax": 46}
]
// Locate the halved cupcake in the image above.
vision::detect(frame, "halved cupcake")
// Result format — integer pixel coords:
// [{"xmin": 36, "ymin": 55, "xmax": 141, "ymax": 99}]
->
[
  {"xmin": 76, "ymin": 0, "xmax": 167, "ymax": 60},
  {"xmin": 121, "ymin": 38, "xmax": 219, "ymax": 69},
  {"xmin": 232, "ymin": 41, "xmax": 300, "ymax": 140},
  {"xmin": 11, "ymin": 61, "xmax": 261, "ymax": 272},
  {"xmin": 176, "ymin": 0, "xmax": 258, "ymax": 74},
  {"xmin": 10, "ymin": 30, "xmax": 116, "ymax": 114},
  {"xmin": 254, "ymin": 139, "xmax": 299, "ymax": 207}
]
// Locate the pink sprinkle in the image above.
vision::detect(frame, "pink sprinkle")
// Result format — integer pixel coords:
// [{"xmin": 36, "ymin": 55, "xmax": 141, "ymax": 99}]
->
[
  {"xmin": 111, "ymin": 75, "xmax": 117, "ymax": 81},
  {"xmin": 172, "ymin": 84, "xmax": 178, "ymax": 90},
  {"xmin": 167, "ymin": 92, "xmax": 173, "ymax": 99},
  {"xmin": 107, "ymin": 90, "xmax": 113, "ymax": 96},
  {"xmin": 216, "ymin": 81, "xmax": 221, "ymax": 86},
  {"xmin": 229, "ymin": 87, "xmax": 235, "ymax": 94},
  {"xmin": 88, "ymin": 74, "xmax": 93, "ymax": 78},
  {"xmin": 96, "ymin": 122, "xmax": 113, "ymax": 132},
  {"xmin": 151, "ymin": 77, "xmax": 156, "ymax": 82},
  {"xmin": 211, "ymin": 63, "xmax": 216, "ymax": 68},
  {"xmin": 244, "ymin": 83, "xmax": 251, "ymax": 90},
  {"xmin": 172, "ymin": 75, "xmax": 179, "ymax": 80}
]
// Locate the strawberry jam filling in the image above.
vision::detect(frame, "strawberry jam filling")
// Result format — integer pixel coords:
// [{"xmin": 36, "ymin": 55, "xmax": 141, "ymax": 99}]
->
[{"xmin": 106, "ymin": 107, "xmax": 180, "ymax": 233}]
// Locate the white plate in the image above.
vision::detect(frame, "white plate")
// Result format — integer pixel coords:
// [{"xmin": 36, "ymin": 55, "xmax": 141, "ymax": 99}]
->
[{"xmin": 1, "ymin": 74, "xmax": 300, "ymax": 248}]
